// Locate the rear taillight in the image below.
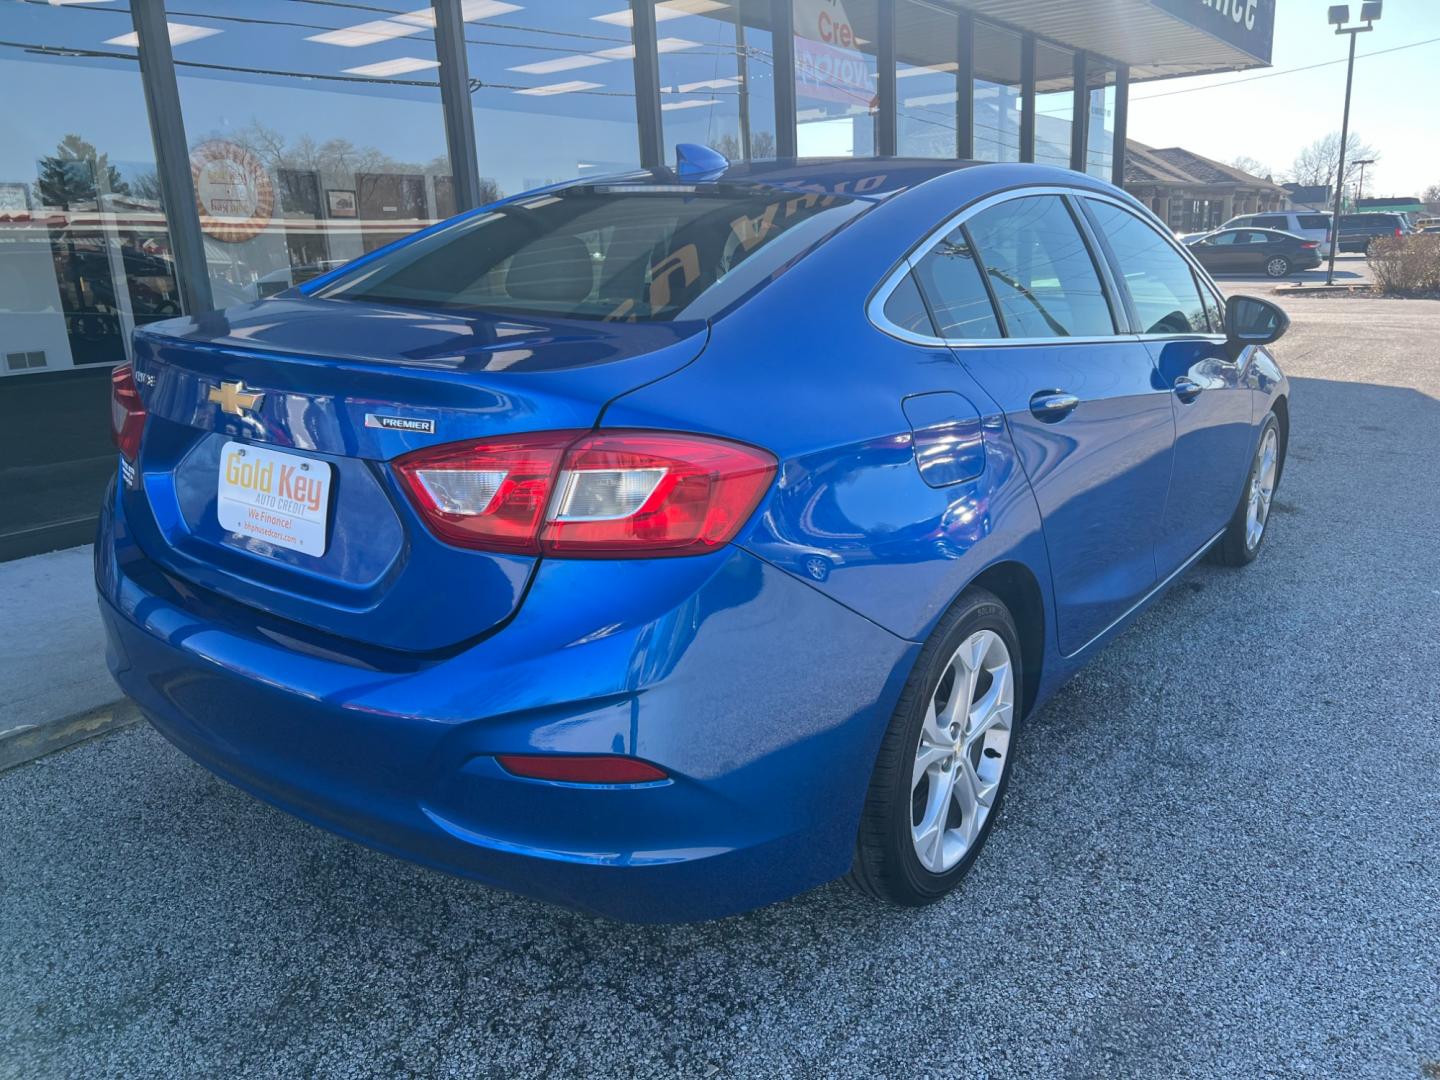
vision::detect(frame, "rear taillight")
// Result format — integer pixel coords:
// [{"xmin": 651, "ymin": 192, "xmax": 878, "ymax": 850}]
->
[
  {"xmin": 110, "ymin": 363, "xmax": 147, "ymax": 463},
  {"xmin": 393, "ymin": 430, "xmax": 776, "ymax": 558},
  {"xmin": 1395, "ymin": 227, "xmax": 1403, "ymax": 238},
  {"xmin": 1300, "ymin": 241, "xmax": 1319, "ymax": 249}
]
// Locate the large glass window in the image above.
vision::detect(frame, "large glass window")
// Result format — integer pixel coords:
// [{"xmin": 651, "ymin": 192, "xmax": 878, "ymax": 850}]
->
[
  {"xmin": 1084, "ymin": 59, "xmax": 1116, "ymax": 180},
  {"xmin": 162, "ymin": 0, "xmax": 453, "ymax": 306},
  {"xmin": 658, "ymin": 0, "xmax": 776, "ymax": 163},
  {"xmin": 0, "ymin": 0, "xmax": 177, "ymax": 556},
  {"xmin": 895, "ymin": 0, "xmax": 961, "ymax": 158},
  {"xmin": 964, "ymin": 196, "xmax": 1113, "ymax": 338},
  {"xmin": 911, "ymin": 229, "xmax": 1002, "ymax": 340},
  {"xmin": 1085, "ymin": 200, "xmax": 1207, "ymax": 335},
  {"xmin": 1033, "ymin": 41, "xmax": 1074, "ymax": 169},
  {"xmin": 971, "ymin": 22, "xmax": 1020, "ymax": 163},
  {"xmin": 466, "ymin": 2, "xmax": 642, "ymax": 196},
  {"xmin": 792, "ymin": 0, "xmax": 879, "ymax": 157}
]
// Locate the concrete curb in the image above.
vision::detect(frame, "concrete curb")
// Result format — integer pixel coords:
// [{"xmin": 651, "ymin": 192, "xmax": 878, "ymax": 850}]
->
[{"xmin": 0, "ymin": 699, "xmax": 143, "ymax": 774}]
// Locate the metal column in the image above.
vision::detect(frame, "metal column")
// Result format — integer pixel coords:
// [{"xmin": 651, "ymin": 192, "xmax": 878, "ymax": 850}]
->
[
  {"xmin": 1019, "ymin": 33, "xmax": 1035, "ymax": 163},
  {"xmin": 1069, "ymin": 50, "xmax": 1089, "ymax": 173},
  {"xmin": 432, "ymin": 0, "xmax": 484, "ymax": 211},
  {"xmin": 130, "ymin": 0, "xmax": 212, "ymax": 315},
  {"xmin": 630, "ymin": 0, "xmax": 665, "ymax": 169},
  {"xmin": 1111, "ymin": 64, "xmax": 1129, "ymax": 188},
  {"xmin": 772, "ymin": 0, "xmax": 798, "ymax": 158},
  {"xmin": 956, "ymin": 11, "xmax": 974, "ymax": 160}
]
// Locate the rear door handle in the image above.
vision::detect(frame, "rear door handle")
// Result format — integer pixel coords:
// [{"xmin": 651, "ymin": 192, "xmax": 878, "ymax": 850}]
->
[
  {"xmin": 1173, "ymin": 376, "xmax": 1203, "ymax": 402},
  {"xmin": 1029, "ymin": 391, "xmax": 1079, "ymax": 422}
]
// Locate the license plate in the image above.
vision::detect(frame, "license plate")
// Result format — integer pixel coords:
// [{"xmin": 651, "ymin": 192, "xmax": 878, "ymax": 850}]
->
[{"xmin": 217, "ymin": 441, "xmax": 332, "ymax": 557}]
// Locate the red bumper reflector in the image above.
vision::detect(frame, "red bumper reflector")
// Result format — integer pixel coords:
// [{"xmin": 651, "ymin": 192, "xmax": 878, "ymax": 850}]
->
[{"xmin": 495, "ymin": 754, "xmax": 669, "ymax": 784}]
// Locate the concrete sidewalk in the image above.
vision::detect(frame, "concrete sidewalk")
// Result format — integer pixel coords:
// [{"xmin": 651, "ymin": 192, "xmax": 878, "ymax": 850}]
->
[{"xmin": 0, "ymin": 545, "xmax": 136, "ymax": 770}]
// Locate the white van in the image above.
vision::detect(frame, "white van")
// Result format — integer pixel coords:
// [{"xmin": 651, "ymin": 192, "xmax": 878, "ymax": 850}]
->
[{"xmin": 1223, "ymin": 211, "xmax": 1333, "ymax": 256}]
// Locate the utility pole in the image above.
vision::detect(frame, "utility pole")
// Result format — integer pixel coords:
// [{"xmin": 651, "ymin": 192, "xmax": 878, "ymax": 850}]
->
[
  {"xmin": 1352, "ymin": 157, "xmax": 1375, "ymax": 204},
  {"xmin": 1325, "ymin": 3, "xmax": 1382, "ymax": 285}
]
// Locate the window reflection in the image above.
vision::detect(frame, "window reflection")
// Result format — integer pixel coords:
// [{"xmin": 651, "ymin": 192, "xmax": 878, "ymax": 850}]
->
[
  {"xmin": 658, "ymin": 0, "xmax": 776, "ymax": 163},
  {"xmin": 793, "ymin": 0, "xmax": 878, "ymax": 157},
  {"xmin": 0, "ymin": 0, "xmax": 177, "ymax": 549},
  {"xmin": 161, "ymin": 0, "xmax": 453, "ymax": 306},
  {"xmin": 972, "ymin": 22, "xmax": 1020, "ymax": 163},
  {"xmin": 1085, "ymin": 60, "xmax": 1116, "ymax": 180},
  {"xmin": 895, "ymin": 0, "xmax": 960, "ymax": 158},
  {"xmin": 466, "ymin": 2, "xmax": 642, "ymax": 197},
  {"xmin": 1033, "ymin": 40, "xmax": 1074, "ymax": 169}
]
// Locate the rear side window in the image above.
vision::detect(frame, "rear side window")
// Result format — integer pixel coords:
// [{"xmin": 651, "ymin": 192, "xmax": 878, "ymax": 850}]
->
[
  {"xmin": 1298, "ymin": 214, "xmax": 1331, "ymax": 230},
  {"xmin": 963, "ymin": 195, "xmax": 1114, "ymax": 338},
  {"xmin": 1253, "ymin": 215, "xmax": 1288, "ymax": 229},
  {"xmin": 882, "ymin": 271, "xmax": 936, "ymax": 336},
  {"xmin": 314, "ymin": 184, "xmax": 865, "ymax": 322},
  {"xmin": 1084, "ymin": 200, "xmax": 1208, "ymax": 336},
  {"xmin": 910, "ymin": 229, "xmax": 1002, "ymax": 340}
]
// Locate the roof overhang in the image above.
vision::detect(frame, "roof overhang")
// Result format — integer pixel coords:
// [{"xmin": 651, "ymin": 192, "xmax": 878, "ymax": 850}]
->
[{"xmin": 957, "ymin": 0, "xmax": 1275, "ymax": 82}]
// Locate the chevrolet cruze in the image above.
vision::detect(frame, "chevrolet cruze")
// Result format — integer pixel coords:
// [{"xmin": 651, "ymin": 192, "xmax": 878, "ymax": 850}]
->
[{"xmin": 98, "ymin": 156, "xmax": 1290, "ymax": 922}]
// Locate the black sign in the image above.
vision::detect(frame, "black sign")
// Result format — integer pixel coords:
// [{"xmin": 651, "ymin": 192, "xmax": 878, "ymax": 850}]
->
[{"xmin": 1149, "ymin": 0, "xmax": 1276, "ymax": 63}]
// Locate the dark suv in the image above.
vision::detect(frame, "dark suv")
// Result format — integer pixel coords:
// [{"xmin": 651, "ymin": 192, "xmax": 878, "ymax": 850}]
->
[{"xmin": 1337, "ymin": 213, "xmax": 1411, "ymax": 253}]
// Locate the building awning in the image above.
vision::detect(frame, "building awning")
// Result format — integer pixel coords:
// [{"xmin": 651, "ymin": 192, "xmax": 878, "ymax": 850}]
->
[{"xmin": 956, "ymin": 0, "xmax": 1275, "ymax": 82}]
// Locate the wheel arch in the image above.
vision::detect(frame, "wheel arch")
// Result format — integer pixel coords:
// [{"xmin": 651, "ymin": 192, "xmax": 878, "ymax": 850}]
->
[
  {"xmin": 964, "ymin": 560, "xmax": 1046, "ymax": 720},
  {"xmin": 1270, "ymin": 393, "xmax": 1290, "ymax": 484}
]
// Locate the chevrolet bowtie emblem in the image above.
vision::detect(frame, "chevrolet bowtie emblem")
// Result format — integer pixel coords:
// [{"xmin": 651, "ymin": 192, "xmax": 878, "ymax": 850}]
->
[{"xmin": 208, "ymin": 380, "xmax": 264, "ymax": 417}]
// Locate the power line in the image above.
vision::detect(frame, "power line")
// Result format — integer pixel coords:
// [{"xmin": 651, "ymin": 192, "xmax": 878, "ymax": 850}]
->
[{"xmin": 1130, "ymin": 35, "xmax": 1440, "ymax": 101}]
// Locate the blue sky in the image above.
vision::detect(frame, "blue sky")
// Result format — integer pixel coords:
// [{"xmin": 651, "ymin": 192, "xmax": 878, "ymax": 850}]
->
[{"xmin": 1128, "ymin": 0, "xmax": 1440, "ymax": 196}]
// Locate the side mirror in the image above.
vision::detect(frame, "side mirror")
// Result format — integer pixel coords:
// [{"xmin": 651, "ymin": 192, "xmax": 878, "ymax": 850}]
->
[{"xmin": 1225, "ymin": 294, "xmax": 1289, "ymax": 348}]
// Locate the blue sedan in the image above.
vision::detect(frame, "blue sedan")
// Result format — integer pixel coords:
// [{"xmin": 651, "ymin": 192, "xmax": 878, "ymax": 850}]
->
[{"xmin": 97, "ymin": 156, "xmax": 1290, "ymax": 922}]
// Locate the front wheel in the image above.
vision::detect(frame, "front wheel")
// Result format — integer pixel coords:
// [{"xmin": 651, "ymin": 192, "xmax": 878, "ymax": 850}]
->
[
  {"xmin": 1265, "ymin": 255, "xmax": 1292, "ymax": 278},
  {"xmin": 1211, "ymin": 413, "xmax": 1283, "ymax": 566},
  {"xmin": 848, "ymin": 589, "xmax": 1021, "ymax": 906}
]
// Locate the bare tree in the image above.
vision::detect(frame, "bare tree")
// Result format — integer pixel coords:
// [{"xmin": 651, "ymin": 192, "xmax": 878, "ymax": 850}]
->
[
  {"xmin": 1282, "ymin": 131, "xmax": 1377, "ymax": 189},
  {"xmin": 1228, "ymin": 155, "xmax": 1272, "ymax": 180},
  {"xmin": 1424, "ymin": 183, "xmax": 1440, "ymax": 210}
]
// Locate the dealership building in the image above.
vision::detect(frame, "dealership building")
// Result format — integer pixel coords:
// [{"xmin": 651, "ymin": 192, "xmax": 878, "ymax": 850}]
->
[{"xmin": 0, "ymin": 0, "xmax": 1275, "ymax": 559}]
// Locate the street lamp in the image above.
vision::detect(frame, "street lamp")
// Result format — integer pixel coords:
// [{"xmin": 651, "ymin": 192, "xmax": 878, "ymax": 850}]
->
[
  {"xmin": 1325, "ymin": 2, "xmax": 1382, "ymax": 285},
  {"xmin": 1351, "ymin": 157, "xmax": 1375, "ymax": 203}
]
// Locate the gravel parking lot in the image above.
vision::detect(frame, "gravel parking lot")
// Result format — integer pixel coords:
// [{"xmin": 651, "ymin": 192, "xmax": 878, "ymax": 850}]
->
[{"xmin": 2, "ymin": 292, "xmax": 1437, "ymax": 1079}]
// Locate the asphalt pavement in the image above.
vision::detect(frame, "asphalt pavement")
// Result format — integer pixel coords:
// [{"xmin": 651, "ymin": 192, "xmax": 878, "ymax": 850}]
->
[{"xmin": 2, "ymin": 292, "xmax": 1437, "ymax": 1079}]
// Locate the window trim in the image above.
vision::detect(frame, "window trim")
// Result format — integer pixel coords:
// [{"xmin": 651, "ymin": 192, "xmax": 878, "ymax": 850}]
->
[{"xmin": 868, "ymin": 183, "xmax": 1227, "ymax": 347}]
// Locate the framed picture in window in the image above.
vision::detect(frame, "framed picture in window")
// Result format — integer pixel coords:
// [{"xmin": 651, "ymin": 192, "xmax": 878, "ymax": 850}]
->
[{"xmin": 326, "ymin": 188, "xmax": 357, "ymax": 218}]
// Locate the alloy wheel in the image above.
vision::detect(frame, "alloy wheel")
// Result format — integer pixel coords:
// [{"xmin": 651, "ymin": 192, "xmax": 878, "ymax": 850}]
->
[
  {"xmin": 1266, "ymin": 257, "xmax": 1289, "ymax": 277},
  {"xmin": 1246, "ymin": 426, "xmax": 1279, "ymax": 550},
  {"xmin": 910, "ymin": 629, "xmax": 1014, "ymax": 874}
]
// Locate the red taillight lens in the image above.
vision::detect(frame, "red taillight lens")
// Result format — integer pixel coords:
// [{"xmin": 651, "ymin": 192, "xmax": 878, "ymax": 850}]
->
[
  {"xmin": 1300, "ymin": 241, "xmax": 1319, "ymax": 249},
  {"xmin": 393, "ymin": 431, "xmax": 582, "ymax": 553},
  {"xmin": 393, "ymin": 430, "xmax": 776, "ymax": 558},
  {"xmin": 110, "ymin": 363, "xmax": 147, "ymax": 463},
  {"xmin": 496, "ymin": 754, "xmax": 668, "ymax": 784},
  {"xmin": 1396, "ymin": 227, "xmax": 1403, "ymax": 237}
]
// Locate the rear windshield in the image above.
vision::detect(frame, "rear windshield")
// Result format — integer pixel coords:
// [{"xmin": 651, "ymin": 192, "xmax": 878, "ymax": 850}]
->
[{"xmin": 313, "ymin": 184, "xmax": 865, "ymax": 322}]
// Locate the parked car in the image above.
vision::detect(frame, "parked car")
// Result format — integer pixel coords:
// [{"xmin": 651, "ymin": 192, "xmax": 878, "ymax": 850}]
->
[
  {"xmin": 1184, "ymin": 227, "xmax": 1322, "ymax": 277},
  {"xmin": 98, "ymin": 157, "xmax": 1291, "ymax": 923},
  {"xmin": 1221, "ymin": 210, "xmax": 1333, "ymax": 256},
  {"xmin": 1336, "ymin": 212, "xmax": 1411, "ymax": 253}
]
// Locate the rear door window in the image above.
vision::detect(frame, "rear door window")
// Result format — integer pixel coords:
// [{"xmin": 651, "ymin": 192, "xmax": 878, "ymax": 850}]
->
[
  {"xmin": 910, "ymin": 229, "xmax": 1003, "ymax": 340},
  {"xmin": 962, "ymin": 195, "xmax": 1115, "ymax": 338},
  {"xmin": 1084, "ymin": 199, "xmax": 1208, "ymax": 336},
  {"xmin": 1253, "ymin": 215, "xmax": 1288, "ymax": 229},
  {"xmin": 313, "ymin": 184, "xmax": 866, "ymax": 322}
]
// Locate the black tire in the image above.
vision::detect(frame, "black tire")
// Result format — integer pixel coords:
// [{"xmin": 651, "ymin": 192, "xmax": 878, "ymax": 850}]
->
[
  {"xmin": 848, "ymin": 588, "xmax": 1023, "ymax": 906},
  {"xmin": 1211, "ymin": 412, "xmax": 1284, "ymax": 567},
  {"xmin": 1265, "ymin": 255, "xmax": 1291, "ymax": 278}
]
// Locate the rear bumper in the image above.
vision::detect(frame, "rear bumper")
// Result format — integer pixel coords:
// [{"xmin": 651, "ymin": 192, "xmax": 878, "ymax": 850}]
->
[{"xmin": 97, "ymin": 478, "xmax": 912, "ymax": 922}]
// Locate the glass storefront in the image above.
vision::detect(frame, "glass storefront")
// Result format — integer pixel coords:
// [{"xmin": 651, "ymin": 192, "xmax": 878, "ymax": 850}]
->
[
  {"xmin": 466, "ymin": 2, "xmax": 641, "ymax": 195},
  {"xmin": 1033, "ymin": 40, "xmax": 1074, "ymax": 170},
  {"xmin": 1, "ymin": 0, "xmax": 1133, "ymax": 560},
  {"xmin": 895, "ymin": 0, "xmax": 961, "ymax": 158},
  {"xmin": 659, "ymin": 0, "xmax": 777, "ymax": 163},
  {"xmin": 161, "ymin": 1, "xmax": 454, "ymax": 305},
  {"xmin": 1, "ymin": 0, "xmax": 178, "ymax": 554},
  {"xmin": 971, "ymin": 21, "xmax": 1021, "ymax": 163},
  {"xmin": 792, "ymin": 0, "xmax": 878, "ymax": 157}
]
